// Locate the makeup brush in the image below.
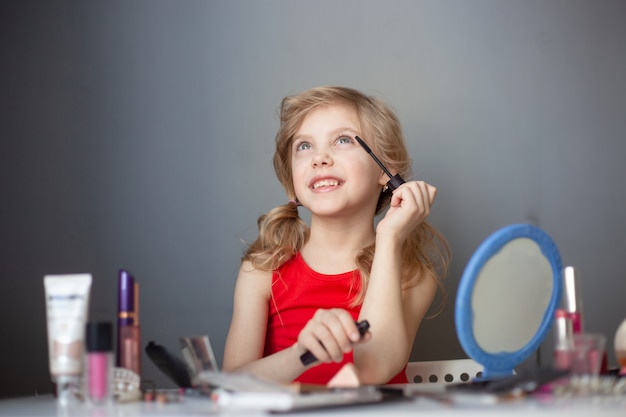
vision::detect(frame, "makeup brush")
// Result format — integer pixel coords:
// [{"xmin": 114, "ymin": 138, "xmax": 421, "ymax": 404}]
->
[{"xmin": 355, "ymin": 136, "xmax": 405, "ymax": 191}]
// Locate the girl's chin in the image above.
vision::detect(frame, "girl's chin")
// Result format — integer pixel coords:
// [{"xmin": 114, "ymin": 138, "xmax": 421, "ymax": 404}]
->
[{"xmin": 308, "ymin": 201, "xmax": 369, "ymax": 216}]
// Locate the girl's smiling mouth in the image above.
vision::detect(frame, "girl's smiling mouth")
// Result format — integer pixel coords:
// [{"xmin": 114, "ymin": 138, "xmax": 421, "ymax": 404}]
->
[{"xmin": 310, "ymin": 177, "xmax": 343, "ymax": 190}]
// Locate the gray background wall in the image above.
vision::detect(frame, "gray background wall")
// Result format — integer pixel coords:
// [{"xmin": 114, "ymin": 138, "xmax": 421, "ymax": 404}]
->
[{"xmin": 1, "ymin": 0, "xmax": 625, "ymax": 398}]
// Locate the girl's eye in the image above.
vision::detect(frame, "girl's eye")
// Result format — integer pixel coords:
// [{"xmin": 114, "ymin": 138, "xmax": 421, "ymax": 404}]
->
[
  {"xmin": 295, "ymin": 142, "xmax": 311, "ymax": 151},
  {"xmin": 336, "ymin": 136, "xmax": 353, "ymax": 145}
]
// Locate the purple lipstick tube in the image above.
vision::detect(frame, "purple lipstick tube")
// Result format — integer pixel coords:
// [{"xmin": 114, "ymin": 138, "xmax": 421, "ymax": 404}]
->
[{"xmin": 117, "ymin": 269, "xmax": 134, "ymax": 366}]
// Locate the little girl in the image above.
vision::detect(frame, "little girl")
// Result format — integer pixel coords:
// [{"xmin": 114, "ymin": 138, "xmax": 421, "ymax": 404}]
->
[{"xmin": 223, "ymin": 86, "xmax": 450, "ymax": 385}]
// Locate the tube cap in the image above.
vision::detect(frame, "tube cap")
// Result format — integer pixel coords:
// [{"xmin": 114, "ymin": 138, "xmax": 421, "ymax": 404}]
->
[
  {"xmin": 86, "ymin": 321, "xmax": 113, "ymax": 352},
  {"xmin": 118, "ymin": 269, "xmax": 135, "ymax": 319}
]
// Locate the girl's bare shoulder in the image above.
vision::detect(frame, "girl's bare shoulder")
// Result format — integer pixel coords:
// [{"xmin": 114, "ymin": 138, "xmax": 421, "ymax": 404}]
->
[{"xmin": 235, "ymin": 260, "xmax": 272, "ymax": 298}]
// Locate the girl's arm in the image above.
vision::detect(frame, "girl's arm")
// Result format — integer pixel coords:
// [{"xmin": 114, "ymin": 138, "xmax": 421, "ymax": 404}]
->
[
  {"xmin": 222, "ymin": 261, "xmax": 309, "ymax": 383},
  {"xmin": 356, "ymin": 181, "xmax": 439, "ymax": 384}
]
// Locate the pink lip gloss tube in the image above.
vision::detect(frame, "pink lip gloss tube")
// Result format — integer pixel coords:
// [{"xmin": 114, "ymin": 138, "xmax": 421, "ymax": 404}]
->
[{"xmin": 86, "ymin": 321, "xmax": 113, "ymax": 405}]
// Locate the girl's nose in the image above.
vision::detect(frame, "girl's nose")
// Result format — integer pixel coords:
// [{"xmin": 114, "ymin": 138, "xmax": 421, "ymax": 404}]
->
[{"xmin": 311, "ymin": 149, "xmax": 333, "ymax": 167}]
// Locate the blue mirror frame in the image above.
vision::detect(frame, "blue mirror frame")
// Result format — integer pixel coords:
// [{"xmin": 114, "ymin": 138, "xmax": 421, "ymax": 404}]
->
[{"xmin": 455, "ymin": 224, "xmax": 563, "ymax": 379}]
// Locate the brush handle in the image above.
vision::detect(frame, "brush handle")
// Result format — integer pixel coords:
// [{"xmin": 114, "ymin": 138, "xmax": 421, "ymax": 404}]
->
[
  {"xmin": 386, "ymin": 174, "xmax": 405, "ymax": 191},
  {"xmin": 299, "ymin": 320, "xmax": 370, "ymax": 366},
  {"xmin": 355, "ymin": 136, "xmax": 405, "ymax": 191}
]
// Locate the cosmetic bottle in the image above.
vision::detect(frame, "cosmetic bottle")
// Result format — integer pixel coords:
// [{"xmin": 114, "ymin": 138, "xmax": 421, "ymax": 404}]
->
[
  {"xmin": 553, "ymin": 308, "xmax": 574, "ymax": 371},
  {"xmin": 564, "ymin": 266, "xmax": 609, "ymax": 373},
  {"xmin": 563, "ymin": 266, "xmax": 583, "ymax": 334},
  {"xmin": 44, "ymin": 274, "xmax": 92, "ymax": 406},
  {"xmin": 615, "ymin": 318, "xmax": 626, "ymax": 376},
  {"xmin": 119, "ymin": 282, "xmax": 141, "ymax": 377},
  {"xmin": 86, "ymin": 321, "xmax": 113, "ymax": 405},
  {"xmin": 117, "ymin": 269, "xmax": 135, "ymax": 367}
]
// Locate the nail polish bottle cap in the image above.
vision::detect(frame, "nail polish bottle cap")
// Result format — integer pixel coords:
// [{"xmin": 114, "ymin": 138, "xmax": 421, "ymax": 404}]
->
[
  {"xmin": 86, "ymin": 321, "xmax": 113, "ymax": 352},
  {"xmin": 563, "ymin": 266, "xmax": 581, "ymax": 313}
]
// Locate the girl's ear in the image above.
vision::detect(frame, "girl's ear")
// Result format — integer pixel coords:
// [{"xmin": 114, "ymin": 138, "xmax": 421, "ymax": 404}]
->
[{"xmin": 378, "ymin": 169, "xmax": 389, "ymax": 186}]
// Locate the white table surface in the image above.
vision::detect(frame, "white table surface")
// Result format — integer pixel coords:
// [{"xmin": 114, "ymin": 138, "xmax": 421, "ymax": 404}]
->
[{"xmin": 0, "ymin": 391, "xmax": 625, "ymax": 417}]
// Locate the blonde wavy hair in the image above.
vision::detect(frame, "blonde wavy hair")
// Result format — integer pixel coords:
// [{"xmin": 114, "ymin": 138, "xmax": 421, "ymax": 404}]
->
[{"xmin": 244, "ymin": 86, "xmax": 450, "ymax": 310}]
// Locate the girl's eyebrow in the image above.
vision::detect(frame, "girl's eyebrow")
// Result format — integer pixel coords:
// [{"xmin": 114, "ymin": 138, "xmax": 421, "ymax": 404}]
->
[
  {"xmin": 333, "ymin": 127, "xmax": 359, "ymax": 136},
  {"xmin": 292, "ymin": 133, "xmax": 310, "ymax": 142},
  {"xmin": 293, "ymin": 127, "xmax": 359, "ymax": 141}
]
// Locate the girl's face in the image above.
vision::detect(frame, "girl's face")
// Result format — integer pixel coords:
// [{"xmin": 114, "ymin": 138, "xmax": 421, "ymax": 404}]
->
[{"xmin": 291, "ymin": 104, "xmax": 387, "ymax": 217}]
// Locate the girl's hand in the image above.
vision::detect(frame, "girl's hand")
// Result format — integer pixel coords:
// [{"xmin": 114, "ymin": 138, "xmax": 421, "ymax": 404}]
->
[
  {"xmin": 295, "ymin": 309, "xmax": 371, "ymax": 365},
  {"xmin": 376, "ymin": 181, "xmax": 437, "ymax": 242}
]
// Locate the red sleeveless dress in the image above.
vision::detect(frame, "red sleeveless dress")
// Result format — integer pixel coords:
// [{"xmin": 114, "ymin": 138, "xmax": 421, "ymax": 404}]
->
[{"xmin": 263, "ymin": 252, "xmax": 408, "ymax": 384}]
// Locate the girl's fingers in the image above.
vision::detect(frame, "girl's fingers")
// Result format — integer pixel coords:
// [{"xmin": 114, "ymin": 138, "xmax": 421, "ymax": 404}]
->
[
  {"xmin": 426, "ymin": 183, "xmax": 437, "ymax": 203},
  {"xmin": 300, "ymin": 309, "xmax": 358, "ymax": 363},
  {"xmin": 391, "ymin": 181, "xmax": 436, "ymax": 216},
  {"xmin": 379, "ymin": 181, "xmax": 437, "ymax": 239}
]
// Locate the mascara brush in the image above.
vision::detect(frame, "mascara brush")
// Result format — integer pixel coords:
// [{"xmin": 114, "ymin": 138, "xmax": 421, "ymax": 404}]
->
[{"xmin": 355, "ymin": 136, "xmax": 405, "ymax": 191}]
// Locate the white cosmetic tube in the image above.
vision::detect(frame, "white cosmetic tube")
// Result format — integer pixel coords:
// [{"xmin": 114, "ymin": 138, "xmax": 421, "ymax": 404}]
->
[{"xmin": 44, "ymin": 273, "xmax": 92, "ymax": 404}]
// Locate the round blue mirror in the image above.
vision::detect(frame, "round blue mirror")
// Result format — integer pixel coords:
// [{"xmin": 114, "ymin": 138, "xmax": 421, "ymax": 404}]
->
[{"xmin": 455, "ymin": 224, "xmax": 563, "ymax": 379}]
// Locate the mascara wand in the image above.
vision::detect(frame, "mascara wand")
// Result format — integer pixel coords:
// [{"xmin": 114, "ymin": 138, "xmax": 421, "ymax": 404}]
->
[{"xmin": 355, "ymin": 136, "xmax": 405, "ymax": 191}]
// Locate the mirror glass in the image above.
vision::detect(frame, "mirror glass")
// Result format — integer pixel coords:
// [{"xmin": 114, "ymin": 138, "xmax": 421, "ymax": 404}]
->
[{"xmin": 455, "ymin": 224, "xmax": 562, "ymax": 379}]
